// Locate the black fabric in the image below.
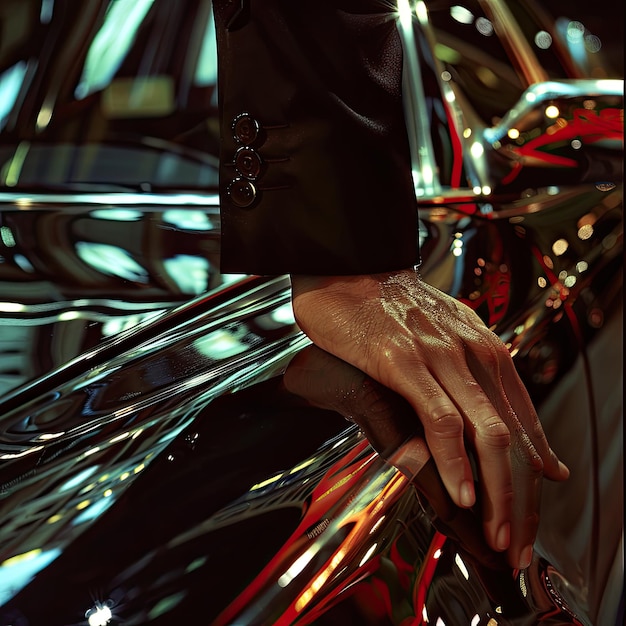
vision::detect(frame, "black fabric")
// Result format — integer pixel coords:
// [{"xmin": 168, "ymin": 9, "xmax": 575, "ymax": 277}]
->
[{"xmin": 213, "ymin": 0, "xmax": 420, "ymax": 275}]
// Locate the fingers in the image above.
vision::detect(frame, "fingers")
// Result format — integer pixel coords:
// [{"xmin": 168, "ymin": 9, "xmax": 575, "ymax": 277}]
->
[
  {"xmin": 508, "ymin": 431, "xmax": 543, "ymax": 569},
  {"xmin": 460, "ymin": 322, "xmax": 564, "ymax": 567},
  {"xmin": 496, "ymin": 353, "xmax": 570, "ymax": 482},
  {"xmin": 458, "ymin": 305, "xmax": 570, "ymax": 483},
  {"xmin": 390, "ymin": 369, "xmax": 480, "ymax": 510},
  {"xmin": 422, "ymin": 370, "xmax": 516, "ymax": 555}
]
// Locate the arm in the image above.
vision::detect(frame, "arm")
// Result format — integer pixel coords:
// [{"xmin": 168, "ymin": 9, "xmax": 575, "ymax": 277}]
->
[{"xmin": 212, "ymin": 0, "xmax": 568, "ymax": 569}]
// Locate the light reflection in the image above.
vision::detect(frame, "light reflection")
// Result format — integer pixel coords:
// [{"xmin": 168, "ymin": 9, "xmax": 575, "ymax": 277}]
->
[
  {"xmin": 251, "ymin": 473, "xmax": 283, "ymax": 491},
  {"xmin": 76, "ymin": 242, "xmax": 149, "ymax": 282},
  {"xmin": 470, "ymin": 142, "xmax": 484, "ymax": 158},
  {"xmin": 90, "ymin": 208, "xmax": 143, "ymax": 221},
  {"xmin": 415, "ymin": 1, "xmax": 428, "ymax": 23},
  {"xmin": 14, "ymin": 253, "xmax": 35, "ymax": 273},
  {"xmin": 534, "ymin": 30, "xmax": 552, "ymax": 50},
  {"xmin": 397, "ymin": 0, "xmax": 412, "ymax": 28},
  {"xmin": 0, "ymin": 445, "xmax": 44, "ymax": 460},
  {"xmin": 40, "ymin": 0, "xmax": 54, "ymax": 24},
  {"xmin": 75, "ymin": 0, "xmax": 155, "ymax": 99},
  {"xmin": 0, "ymin": 62, "xmax": 27, "ymax": 132},
  {"xmin": 0, "ymin": 548, "xmax": 61, "ymax": 606},
  {"xmin": 2, "ymin": 140, "xmax": 29, "ymax": 187},
  {"xmin": 35, "ymin": 104, "xmax": 53, "ymax": 131},
  {"xmin": 109, "ymin": 431, "xmax": 131, "ymax": 444},
  {"xmin": 0, "ymin": 225, "xmax": 16, "ymax": 247},
  {"xmin": 566, "ymin": 21, "xmax": 586, "ymax": 44},
  {"xmin": 450, "ymin": 5, "xmax": 474, "ymax": 24},
  {"xmin": 86, "ymin": 602, "xmax": 113, "ymax": 626},
  {"xmin": 358, "ymin": 543, "xmax": 378, "ymax": 567},
  {"xmin": 369, "ymin": 516, "xmax": 386, "ymax": 535},
  {"xmin": 59, "ymin": 466, "xmax": 99, "ymax": 492},
  {"xmin": 519, "ymin": 569, "xmax": 528, "ymax": 597},
  {"xmin": 194, "ymin": 328, "xmax": 248, "ymax": 359},
  {"xmin": 475, "ymin": 17, "xmax": 493, "ymax": 36},
  {"xmin": 278, "ymin": 548, "xmax": 316, "ymax": 588},
  {"xmin": 36, "ymin": 432, "xmax": 65, "ymax": 441},
  {"xmin": 73, "ymin": 496, "xmax": 115, "ymax": 525},
  {"xmin": 163, "ymin": 209, "xmax": 213, "ymax": 231},
  {"xmin": 454, "ymin": 553, "xmax": 469, "ymax": 580},
  {"xmin": 552, "ymin": 239, "xmax": 569, "ymax": 256},
  {"xmin": 58, "ymin": 310, "xmax": 82, "ymax": 321},
  {"xmin": 164, "ymin": 254, "xmax": 209, "ymax": 295},
  {"xmin": 545, "ymin": 105, "xmax": 560, "ymax": 119}
]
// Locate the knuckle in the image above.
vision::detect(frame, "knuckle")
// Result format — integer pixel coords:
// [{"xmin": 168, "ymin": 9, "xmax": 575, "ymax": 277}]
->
[
  {"xmin": 427, "ymin": 404, "xmax": 464, "ymax": 438},
  {"xmin": 476, "ymin": 416, "xmax": 511, "ymax": 449},
  {"xmin": 517, "ymin": 445, "xmax": 545, "ymax": 474},
  {"xmin": 513, "ymin": 430, "xmax": 545, "ymax": 473}
]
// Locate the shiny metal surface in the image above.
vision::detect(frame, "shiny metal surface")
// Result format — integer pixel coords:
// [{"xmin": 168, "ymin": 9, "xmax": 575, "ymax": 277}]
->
[{"xmin": 0, "ymin": 1, "xmax": 623, "ymax": 625}]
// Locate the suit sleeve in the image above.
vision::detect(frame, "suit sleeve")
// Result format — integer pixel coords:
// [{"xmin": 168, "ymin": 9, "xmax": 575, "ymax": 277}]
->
[{"xmin": 212, "ymin": 0, "xmax": 420, "ymax": 275}]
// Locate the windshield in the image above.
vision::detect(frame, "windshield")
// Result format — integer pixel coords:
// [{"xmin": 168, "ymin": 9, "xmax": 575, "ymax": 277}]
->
[{"xmin": 0, "ymin": 0, "xmax": 620, "ymax": 192}]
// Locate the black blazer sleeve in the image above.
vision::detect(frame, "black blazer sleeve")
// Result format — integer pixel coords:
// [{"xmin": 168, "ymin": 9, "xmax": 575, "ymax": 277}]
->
[{"xmin": 212, "ymin": 0, "xmax": 420, "ymax": 275}]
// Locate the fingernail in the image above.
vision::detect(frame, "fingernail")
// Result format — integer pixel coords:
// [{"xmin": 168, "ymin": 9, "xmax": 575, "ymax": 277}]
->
[
  {"xmin": 496, "ymin": 522, "xmax": 510, "ymax": 551},
  {"xmin": 459, "ymin": 480, "xmax": 475, "ymax": 507},
  {"xmin": 519, "ymin": 544, "xmax": 533, "ymax": 569}
]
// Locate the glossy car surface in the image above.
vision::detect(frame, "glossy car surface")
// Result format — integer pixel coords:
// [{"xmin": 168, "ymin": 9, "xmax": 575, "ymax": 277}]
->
[{"xmin": 0, "ymin": 1, "xmax": 623, "ymax": 625}]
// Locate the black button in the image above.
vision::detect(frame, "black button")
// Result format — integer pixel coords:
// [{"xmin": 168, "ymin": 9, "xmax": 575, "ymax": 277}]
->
[
  {"xmin": 234, "ymin": 147, "xmax": 263, "ymax": 179},
  {"xmin": 232, "ymin": 113, "xmax": 260, "ymax": 144},
  {"xmin": 228, "ymin": 178, "xmax": 257, "ymax": 208}
]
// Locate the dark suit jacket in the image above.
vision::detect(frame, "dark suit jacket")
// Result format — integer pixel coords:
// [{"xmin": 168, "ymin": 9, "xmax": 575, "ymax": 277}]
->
[{"xmin": 212, "ymin": 0, "xmax": 420, "ymax": 275}]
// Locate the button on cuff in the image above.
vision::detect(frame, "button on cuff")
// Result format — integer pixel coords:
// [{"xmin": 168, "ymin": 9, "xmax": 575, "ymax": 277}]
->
[
  {"xmin": 234, "ymin": 146, "xmax": 263, "ymax": 179},
  {"xmin": 227, "ymin": 178, "xmax": 257, "ymax": 208},
  {"xmin": 232, "ymin": 113, "xmax": 260, "ymax": 145}
]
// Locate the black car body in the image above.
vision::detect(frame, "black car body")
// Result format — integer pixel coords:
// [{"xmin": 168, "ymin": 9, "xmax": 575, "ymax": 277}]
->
[{"xmin": 0, "ymin": 1, "xmax": 623, "ymax": 625}]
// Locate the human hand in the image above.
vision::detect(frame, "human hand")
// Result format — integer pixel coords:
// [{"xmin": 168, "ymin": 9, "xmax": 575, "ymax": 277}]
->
[
  {"xmin": 290, "ymin": 268, "xmax": 569, "ymax": 569},
  {"xmin": 283, "ymin": 344, "xmax": 506, "ymax": 569}
]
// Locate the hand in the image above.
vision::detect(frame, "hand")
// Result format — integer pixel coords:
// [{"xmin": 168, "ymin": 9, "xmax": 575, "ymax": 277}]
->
[
  {"xmin": 290, "ymin": 268, "xmax": 569, "ymax": 569},
  {"xmin": 283, "ymin": 344, "xmax": 506, "ymax": 569}
]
